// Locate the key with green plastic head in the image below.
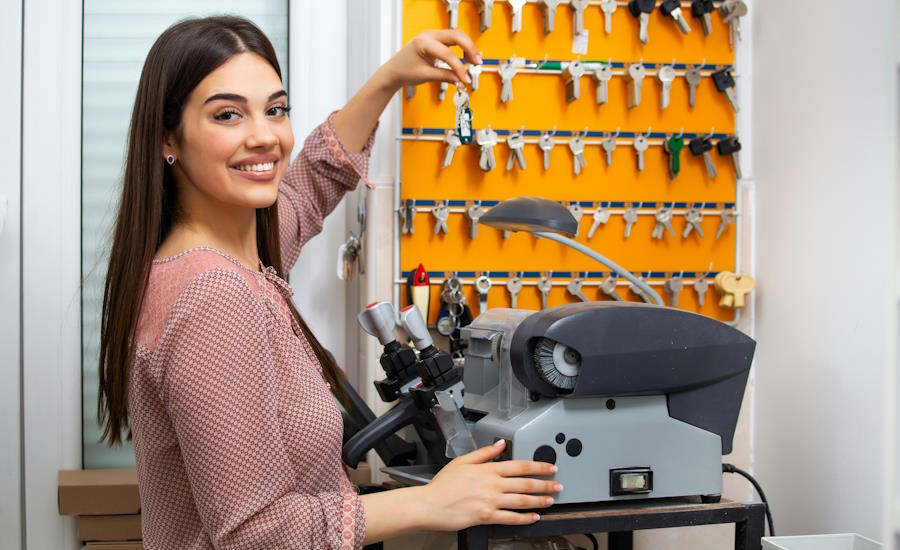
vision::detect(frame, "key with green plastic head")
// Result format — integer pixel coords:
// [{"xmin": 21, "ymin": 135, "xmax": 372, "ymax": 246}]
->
[{"xmin": 666, "ymin": 134, "xmax": 685, "ymax": 179}]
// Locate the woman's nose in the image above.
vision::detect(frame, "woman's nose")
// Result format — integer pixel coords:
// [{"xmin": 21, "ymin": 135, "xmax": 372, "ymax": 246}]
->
[{"xmin": 245, "ymin": 115, "xmax": 278, "ymax": 149}]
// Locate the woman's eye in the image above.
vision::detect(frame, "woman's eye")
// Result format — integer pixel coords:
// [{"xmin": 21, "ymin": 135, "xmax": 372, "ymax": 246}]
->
[
  {"xmin": 214, "ymin": 109, "xmax": 241, "ymax": 122},
  {"xmin": 268, "ymin": 104, "xmax": 291, "ymax": 117}
]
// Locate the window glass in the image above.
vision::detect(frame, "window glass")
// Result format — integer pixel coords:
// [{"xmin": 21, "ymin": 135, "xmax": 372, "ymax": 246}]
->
[{"xmin": 82, "ymin": 1, "xmax": 289, "ymax": 468}]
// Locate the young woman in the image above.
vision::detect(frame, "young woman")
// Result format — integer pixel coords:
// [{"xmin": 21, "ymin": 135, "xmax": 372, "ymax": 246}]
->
[{"xmin": 97, "ymin": 16, "xmax": 560, "ymax": 549}]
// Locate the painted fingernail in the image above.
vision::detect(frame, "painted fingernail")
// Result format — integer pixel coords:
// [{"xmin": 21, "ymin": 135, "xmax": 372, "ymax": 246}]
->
[
  {"xmin": 550, "ymin": 465, "xmax": 559, "ymax": 473},
  {"xmin": 464, "ymin": 74, "xmax": 472, "ymax": 84},
  {"xmin": 476, "ymin": 54, "xmax": 483, "ymax": 64},
  {"xmin": 555, "ymin": 484, "xmax": 564, "ymax": 492},
  {"xmin": 545, "ymin": 497, "xmax": 554, "ymax": 505},
  {"xmin": 493, "ymin": 439, "xmax": 506, "ymax": 447},
  {"xmin": 532, "ymin": 513, "xmax": 541, "ymax": 521}
]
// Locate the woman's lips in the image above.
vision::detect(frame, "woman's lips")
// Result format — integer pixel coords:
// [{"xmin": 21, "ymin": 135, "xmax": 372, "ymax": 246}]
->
[{"xmin": 229, "ymin": 160, "xmax": 279, "ymax": 182}]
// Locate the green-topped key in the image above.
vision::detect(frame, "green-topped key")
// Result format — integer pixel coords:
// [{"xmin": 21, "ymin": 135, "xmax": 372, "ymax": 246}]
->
[{"xmin": 666, "ymin": 134, "xmax": 685, "ymax": 179}]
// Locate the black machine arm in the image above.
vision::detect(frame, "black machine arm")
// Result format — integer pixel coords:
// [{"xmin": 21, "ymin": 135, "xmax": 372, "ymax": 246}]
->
[
  {"xmin": 339, "ymin": 378, "xmax": 417, "ymax": 467},
  {"xmin": 342, "ymin": 397, "xmax": 426, "ymax": 468}
]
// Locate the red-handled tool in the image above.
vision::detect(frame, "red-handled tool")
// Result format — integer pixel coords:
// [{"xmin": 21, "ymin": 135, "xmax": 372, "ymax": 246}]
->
[{"xmin": 405, "ymin": 263, "xmax": 431, "ymax": 325}]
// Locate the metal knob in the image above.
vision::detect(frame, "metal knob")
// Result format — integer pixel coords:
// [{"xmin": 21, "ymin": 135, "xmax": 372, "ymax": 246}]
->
[
  {"xmin": 400, "ymin": 304, "xmax": 433, "ymax": 351},
  {"xmin": 358, "ymin": 301, "xmax": 397, "ymax": 346}
]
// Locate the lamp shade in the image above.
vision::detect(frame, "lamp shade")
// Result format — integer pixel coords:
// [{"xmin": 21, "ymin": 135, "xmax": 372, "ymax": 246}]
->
[{"xmin": 479, "ymin": 197, "xmax": 578, "ymax": 237}]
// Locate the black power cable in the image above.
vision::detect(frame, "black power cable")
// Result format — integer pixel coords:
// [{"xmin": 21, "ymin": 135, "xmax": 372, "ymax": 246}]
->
[
  {"xmin": 581, "ymin": 533, "xmax": 599, "ymax": 550},
  {"xmin": 723, "ymin": 463, "xmax": 775, "ymax": 537}
]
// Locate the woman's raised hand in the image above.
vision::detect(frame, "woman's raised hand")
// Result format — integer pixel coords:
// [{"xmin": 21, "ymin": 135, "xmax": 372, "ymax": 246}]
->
[
  {"xmin": 380, "ymin": 29, "xmax": 482, "ymax": 90},
  {"xmin": 417, "ymin": 439, "xmax": 562, "ymax": 532}
]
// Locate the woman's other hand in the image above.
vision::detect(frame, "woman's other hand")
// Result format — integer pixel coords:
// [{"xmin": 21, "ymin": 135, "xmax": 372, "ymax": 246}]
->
[
  {"xmin": 380, "ymin": 29, "xmax": 482, "ymax": 90},
  {"xmin": 417, "ymin": 439, "xmax": 562, "ymax": 531}
]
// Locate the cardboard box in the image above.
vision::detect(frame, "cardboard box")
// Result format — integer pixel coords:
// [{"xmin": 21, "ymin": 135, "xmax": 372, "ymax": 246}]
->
[
  {"xmin": 84, "ymin": 543, "xmax": 143, "ymax": 550},
  {"xmin": 58, "ymin": 469, "xmax": 140, "ymax": 516},
  {"xmin": 77, "ymin": 514, "xmax": 142, "ymax": 542}
]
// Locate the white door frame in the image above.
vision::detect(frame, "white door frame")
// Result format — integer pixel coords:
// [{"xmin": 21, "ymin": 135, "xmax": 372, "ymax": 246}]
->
[
  {"xmin": 0, "ymin": 1, "xmax": 24, "ymax": 548},
  {"xmin": 21, "ymin": 0, "xmax": 83, "ymax": 548}
]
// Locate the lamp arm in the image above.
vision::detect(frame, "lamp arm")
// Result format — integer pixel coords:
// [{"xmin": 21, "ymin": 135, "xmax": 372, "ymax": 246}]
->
[{"xmin": 533, "ymin": 231, "xmax": 665, "ymax": 306}]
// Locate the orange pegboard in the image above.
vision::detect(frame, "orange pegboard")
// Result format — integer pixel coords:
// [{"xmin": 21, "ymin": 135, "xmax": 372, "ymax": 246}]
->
[
  {"xmin": 402, "ymin": 1, "xmax": 736, "ymax": 63},
  {"xmin": 413, "ymin": 273, "xmax": 732, "ymax": 325},
  {"xmin": 398, "ymin": 0, "xmax": 740, "ymax": 322}
]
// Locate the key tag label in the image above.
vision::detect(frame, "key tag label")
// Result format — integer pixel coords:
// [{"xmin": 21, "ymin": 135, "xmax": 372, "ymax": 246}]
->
[
  {"xmin": 572, "ymin": 29, "xmax": 589, "ymax": 55},
  {"xmin": 454, "ymin": 88, "xmax": 473, "ymax": 145}
]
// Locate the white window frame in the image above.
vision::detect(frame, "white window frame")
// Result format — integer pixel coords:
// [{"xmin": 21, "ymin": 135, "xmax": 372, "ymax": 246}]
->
[
  {"xmin": 1, "ymin": 1, "xmax": 24, "ymax": 548},
  {"xmin": 21, "ymin": 0, "xmax": 83, "ymax": 547}
]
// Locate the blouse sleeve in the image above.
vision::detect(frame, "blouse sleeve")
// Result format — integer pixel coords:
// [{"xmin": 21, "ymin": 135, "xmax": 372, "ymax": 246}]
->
[
  {"xmin": 278, "ymin": 111, "xmax": 378, "ymax": 271},
  {"xmin": 159, "ymin": 268, "xmax": 366, "ymax": 549}
]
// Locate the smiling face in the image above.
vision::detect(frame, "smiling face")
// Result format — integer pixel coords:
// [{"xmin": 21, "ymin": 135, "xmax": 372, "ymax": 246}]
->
[{"xmin": 164, "ymin": 52, "xmax": 294, "ymax": 218}]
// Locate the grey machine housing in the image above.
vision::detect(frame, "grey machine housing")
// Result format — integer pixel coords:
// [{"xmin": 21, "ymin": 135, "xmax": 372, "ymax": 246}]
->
[{"xmin": 460, "ymin": 301, "xmax": 755, "ymax": 504}]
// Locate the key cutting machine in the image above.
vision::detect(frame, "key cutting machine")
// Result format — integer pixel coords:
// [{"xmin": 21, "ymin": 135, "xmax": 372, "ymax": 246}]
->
[
  {"xmin": 343, "ymin": 299, "xmax": 755, "ymax": 504},
  {"xmin": 343, "ymin": 197, "xmax": 755, "ymax": 504}
]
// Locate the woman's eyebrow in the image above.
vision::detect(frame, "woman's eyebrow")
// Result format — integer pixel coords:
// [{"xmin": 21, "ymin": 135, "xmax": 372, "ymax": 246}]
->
[{"xmin": 204, "ymin": 90, "xmax": 288, "ymax": 104}]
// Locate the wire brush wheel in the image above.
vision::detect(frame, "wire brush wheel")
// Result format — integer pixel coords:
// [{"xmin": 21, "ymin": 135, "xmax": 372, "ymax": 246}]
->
[{"xmin": 533, "ymin": 338, "xmax": 581, "ymax": 391}]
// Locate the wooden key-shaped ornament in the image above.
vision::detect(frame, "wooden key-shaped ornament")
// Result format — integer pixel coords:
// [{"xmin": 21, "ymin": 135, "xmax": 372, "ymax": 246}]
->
[{"xmin": 714, "ymin": 271, "xmax": 755, "ymax": 309}]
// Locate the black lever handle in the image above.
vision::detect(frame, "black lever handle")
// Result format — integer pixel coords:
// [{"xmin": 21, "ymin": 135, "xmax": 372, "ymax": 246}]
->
[
  {"xmin": 342, "ymin": 397, "xmax": 423, "ymax": 468},
  {"xmin": 340, "ymin": 379, "xmax": 416, "ymax": 466}
]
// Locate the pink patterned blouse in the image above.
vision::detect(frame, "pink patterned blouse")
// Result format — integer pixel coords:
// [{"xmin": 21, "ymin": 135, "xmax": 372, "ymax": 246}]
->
[{"xmin": 128, "ymin": 113, "xmax": 374, "ymax": 549}]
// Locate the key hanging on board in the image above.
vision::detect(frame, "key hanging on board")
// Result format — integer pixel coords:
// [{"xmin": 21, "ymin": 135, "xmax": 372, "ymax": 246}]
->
[
  {"xmin": 666, "ymin": 133, "xmax": 685, "ymax": 179},
  {"xmin": 453, "ymin": 88, "xmax": 473, "ymax": 145}
]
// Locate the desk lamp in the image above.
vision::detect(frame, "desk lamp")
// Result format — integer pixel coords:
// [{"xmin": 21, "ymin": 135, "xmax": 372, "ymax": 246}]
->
[{"xmin": 479, "ymin": 197, "xmax": 664, "ymax": 306}]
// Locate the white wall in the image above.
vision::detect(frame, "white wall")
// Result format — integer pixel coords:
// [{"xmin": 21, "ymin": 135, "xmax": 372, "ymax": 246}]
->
[
  {"xmin": 752, "ymin": 0, "xmax": 896, "ymax": 542},
  {"xmin": 0, "ymin": 1, "xmax": 23, "ymax": 548},
  {"xmin": 288, "ymin": 1, "xmax": 358, "ymax": 381}
]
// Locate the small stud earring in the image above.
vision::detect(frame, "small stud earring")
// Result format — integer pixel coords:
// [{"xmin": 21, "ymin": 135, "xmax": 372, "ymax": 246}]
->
[{"xmin": 166, "ymin": 154, "xmax": 175, "ymax": 165}]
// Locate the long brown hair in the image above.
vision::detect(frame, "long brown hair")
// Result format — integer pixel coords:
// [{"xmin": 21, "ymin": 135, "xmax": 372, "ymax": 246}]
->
[{"xmin": 98, "ymin": 16, "xmax": 346, "ymax": 446}]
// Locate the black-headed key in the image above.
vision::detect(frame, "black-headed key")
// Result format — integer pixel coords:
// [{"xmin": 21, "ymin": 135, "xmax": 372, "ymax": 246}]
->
[
  {"xmin": 712, "ymin": 68, "xmax": 739, "ymax": 112},
  {"xmin": 689, "ymin": 136, "xmax": 718, "ymax": 179},
  {"xmin": 660, "ymin": 0, "xmax": 691, "ymax": 34},
  {"xmin": 628, "ymin": 0, "xmax": 655, "ymax": 44},
  {"xmin": 691, "ymin": 0, "xmax": 715, "ymax": 36},
  {"xmin": 716, "ymin": 136, "xmax": 743, "ymax": 179}
]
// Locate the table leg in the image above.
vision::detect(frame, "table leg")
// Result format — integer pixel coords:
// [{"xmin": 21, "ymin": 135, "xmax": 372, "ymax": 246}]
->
[
  {"xmin": 458, "ymin": 526, "xmax": 490, "ymax": 550},
  {"xmin": 609, "ymin": 531, "xmax": 634, "ymax": 550},
  {"xmin": 734, "ymin": 504, "xmax": 765, "ymax": 550}
]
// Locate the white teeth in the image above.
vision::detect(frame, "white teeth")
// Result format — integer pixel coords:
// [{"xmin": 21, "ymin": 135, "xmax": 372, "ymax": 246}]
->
[{"xmin": 235, "ymin": 161, "xmax": 274, "ymax": 172}]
